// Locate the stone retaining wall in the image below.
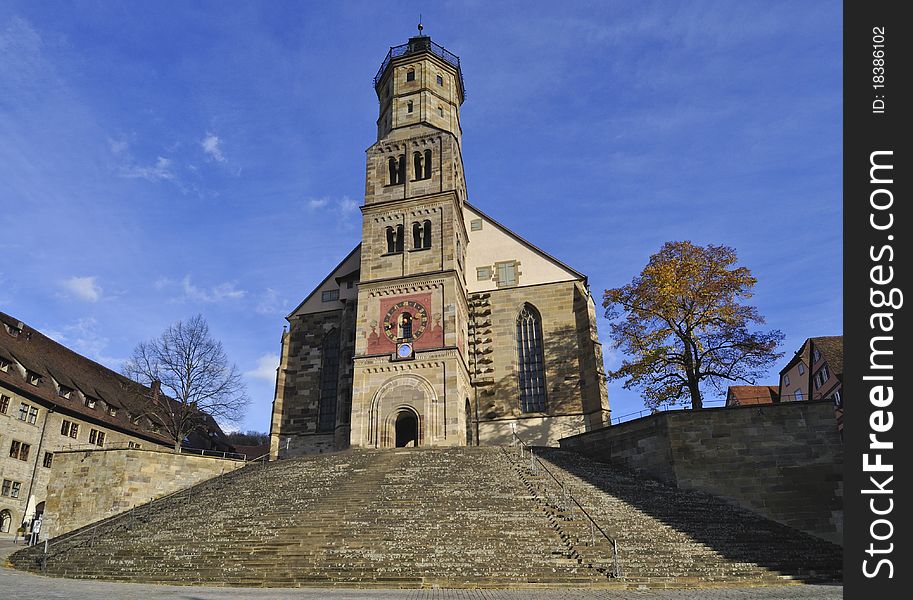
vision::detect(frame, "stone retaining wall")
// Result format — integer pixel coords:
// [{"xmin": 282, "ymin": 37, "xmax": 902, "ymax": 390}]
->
[
  {"xmin": 44, "ymin": 448, "xmax": 245, "ymax": 537},
  {"xmin": 559, "ymin": 400, "xmax": 843, "ymax": 545}
]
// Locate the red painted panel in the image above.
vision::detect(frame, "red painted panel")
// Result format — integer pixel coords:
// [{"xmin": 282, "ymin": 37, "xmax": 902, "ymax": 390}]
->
[{"xmin": 367, "ymin": 292, "xmax": 443, "ymax": 354}]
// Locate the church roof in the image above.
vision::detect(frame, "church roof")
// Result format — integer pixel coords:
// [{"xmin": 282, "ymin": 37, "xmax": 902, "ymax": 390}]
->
[
  {"xmin": 0, "ymin": 311, "xmax": 181, "ymax": 446},
  {"xmin": 287, "ymin": 243, "xmax": 362, "ymax": 319}
]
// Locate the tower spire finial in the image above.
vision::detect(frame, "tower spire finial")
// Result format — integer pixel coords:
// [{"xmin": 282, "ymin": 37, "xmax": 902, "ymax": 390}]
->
[{"xmin": 417, "ymin": 15, "xmax": 424, "ymax": 36}]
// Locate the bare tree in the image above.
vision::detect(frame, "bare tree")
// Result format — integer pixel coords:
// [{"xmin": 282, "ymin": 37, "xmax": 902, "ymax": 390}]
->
[{"xmin": 123, "ymin": 314, "xmax": 249, "ymax": 451}]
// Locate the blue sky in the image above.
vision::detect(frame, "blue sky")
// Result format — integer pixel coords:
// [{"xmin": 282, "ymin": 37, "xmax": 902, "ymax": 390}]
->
[{"xmin": 0, "ymin": 1, "xmax": 841, "ymax": 432}]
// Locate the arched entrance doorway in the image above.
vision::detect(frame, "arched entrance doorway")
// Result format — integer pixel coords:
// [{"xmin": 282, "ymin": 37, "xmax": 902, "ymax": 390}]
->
[
  {"xmin": 395, "ymin": 410, "xmax": 419, "ymax": 447},
  {"xmin": 0, "ymin": 509, "xmax": 11, "ymax": 534}
]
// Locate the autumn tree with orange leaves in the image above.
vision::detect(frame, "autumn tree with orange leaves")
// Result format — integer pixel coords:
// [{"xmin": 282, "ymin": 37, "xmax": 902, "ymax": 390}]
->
[{"xmin": 604, "ymin": 241, "xmax": 784, "ymax": 410}]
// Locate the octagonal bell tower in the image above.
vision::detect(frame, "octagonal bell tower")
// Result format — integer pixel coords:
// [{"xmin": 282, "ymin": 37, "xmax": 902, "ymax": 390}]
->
[{"xmin": 351, "ymin": 33, "xmax": 473, "ymax": 448}]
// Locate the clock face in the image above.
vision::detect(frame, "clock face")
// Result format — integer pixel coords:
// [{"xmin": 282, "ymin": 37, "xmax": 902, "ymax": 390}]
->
[
  {"xmin": 397, "ymin": 342, "xmax": 414, "ymax": 358},
  {"xmin": 383, "ymin": 300, "xmax": 429, "ymax": 341}
]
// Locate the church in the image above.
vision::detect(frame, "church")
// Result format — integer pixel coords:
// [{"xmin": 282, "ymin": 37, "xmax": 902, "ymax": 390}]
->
[{"xmin": 270, "ymin": 33, "xmax": 610, "ymax": 457}]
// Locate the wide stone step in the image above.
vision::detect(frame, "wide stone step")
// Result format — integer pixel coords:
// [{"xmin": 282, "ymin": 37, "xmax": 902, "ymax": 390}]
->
[{"xmin": 10, "ymin": 446, "xmax": 841, "ymax": 588}]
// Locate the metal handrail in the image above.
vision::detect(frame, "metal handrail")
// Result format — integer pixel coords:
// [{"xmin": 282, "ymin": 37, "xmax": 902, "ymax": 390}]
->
[
  {"xmin": 609, "ymin": 399, "xmax": 729, "ymax": 425},
  {"xmin": 178, "ymin": 446, "xmax": 247, "ymax": 460},
  {"xmin": 511, "ymin": 431, "xmax": 620, "ymax": 577}
]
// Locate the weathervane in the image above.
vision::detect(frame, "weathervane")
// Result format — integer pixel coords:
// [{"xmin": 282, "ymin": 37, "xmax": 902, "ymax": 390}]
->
[{"xmin": 418, "ymin": 15, "xmax": 424, "ymax": 36}]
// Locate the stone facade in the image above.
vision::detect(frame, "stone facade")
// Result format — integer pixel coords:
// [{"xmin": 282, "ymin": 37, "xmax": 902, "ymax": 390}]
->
[
  {"xmin": 42, "ymin": 448, "xmax": 245, "ymax": 537},
  {"xmin": 270, "ymin": 35, "xmax": 609, "ymax": 456},
  {"xmin": 559, "ymin": 400, "xmax": 844, "ymax": 545}
]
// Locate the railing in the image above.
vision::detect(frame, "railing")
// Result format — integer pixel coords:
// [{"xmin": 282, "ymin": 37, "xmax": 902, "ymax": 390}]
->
[
  {"xmin": 373, "ymin": 38, "xmax": 466, "ymax": 96},
  {"xmin": 179, "ymin": 446, "xmax": 247, "ymax": 461},
  {"xmin": 510, "ymin": 432, "xmax": 620, "ymax": 577},
  {"xmin": 53, "ymin": 441, "xmax": 248, "ymax": 461},
  {"xmin": 610, "ymin": 398, "xmax": 728, "ymax": 425}
]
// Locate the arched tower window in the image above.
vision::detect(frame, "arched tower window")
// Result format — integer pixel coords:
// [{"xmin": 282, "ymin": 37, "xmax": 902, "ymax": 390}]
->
[
  {"xmin": 407, "ymin": 100, "xmax": 414, "ymax": 113},
  {"xmin": 398, "ymin": 155, "xmax": 406, "ymax": 184},
  {"xmin": 423, "ymin": 149, "xmax": 432, "ymax": 179},
  {"xmin": 386, "ymin": 224, "xmax": 405, "ymax": 254},
  {"xmin": 412, "ymin": 220, "xmax": 432, "ymax": 249},
  {"xmin": 422, "ymin": 220, "xmax": 432, "ymax": 248},
  {"xmin": 517, "ymin": 304, "xmax": 546, "ymax": 413},
  {"xmin": 386, "ymin": 226, "xmax": 396, "ymax": 253},
  {"xmin": 395, "ymin": 224, "xmax": 404, "ymax": 253},
  {"xmin": 413, "ymin": 151, "xmax": 423, "ymax": 181},
  {"xmin": 412, "ymin": 222, "xmax": 423, "ymax": 249},
  {"xmin": 388, "ymin": 157, "xmax": 398, "ymax": 185},
  {"xmin": 406, "ymin": 68, "xmax": 415, "ymax": 82},
  {"xmin": 317, "ymin": 329, "xmax": 340, "ymax": 432}
]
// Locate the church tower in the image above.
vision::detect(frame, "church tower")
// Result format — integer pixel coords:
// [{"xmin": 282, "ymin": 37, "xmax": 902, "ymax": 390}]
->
[
  {"xmin": 350, "ymin": 33, "xmax": 473, "ymax": 448},
  {"xmin": 270, "ymin": 31, "xmax": 610, "ymax": 458}
]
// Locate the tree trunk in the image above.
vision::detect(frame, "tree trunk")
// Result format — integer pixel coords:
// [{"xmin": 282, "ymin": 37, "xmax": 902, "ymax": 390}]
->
[
  {"xmin": 689, "ymin": 380, "xmax": 704, "ymax": 409},
  {"xmin": 173, "ymin": 440, "xmax": 182, "ymax": 453}
]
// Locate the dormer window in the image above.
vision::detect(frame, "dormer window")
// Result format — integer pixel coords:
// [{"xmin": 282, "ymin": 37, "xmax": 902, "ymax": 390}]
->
[
  {"xmin": 0, "ymin": 358, "xmax": 9, "ymax": 372},
  {"xmin": 85, "ymin": 396, "xmax": 97, "ymax": 409},
  {"xmin": 108, "ymin": 406, "xmax": 117, "ymax": 417},
  {"xmin": 6, "ymin": 324, "xmax": 21, "ymax": 337},
  {"xmin": 58, "ymin": 386, "xmax": 73, "ymax": 399},
  {"xmin": 406, "ymin": 68, "xmax": 415, "ymax": 82},
  {"xmin": 26, "ymin": 371, "xmax": 41, "ymax": 386}
]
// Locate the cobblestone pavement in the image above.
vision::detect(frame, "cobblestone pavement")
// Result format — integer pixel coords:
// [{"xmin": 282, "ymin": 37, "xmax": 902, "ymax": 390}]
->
[{"xmin": 0, "ymin": 541, "xmax": 842, "ymax": 600}]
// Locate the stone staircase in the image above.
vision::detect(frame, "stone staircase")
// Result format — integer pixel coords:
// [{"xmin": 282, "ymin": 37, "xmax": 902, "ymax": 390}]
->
[
  {"xmin": 8, "ymin": 446, "xmax": 842, "ymax": 588},
  {"xmin": 530, "ymin": 447, "xmax": 843, "ymax": 585}
]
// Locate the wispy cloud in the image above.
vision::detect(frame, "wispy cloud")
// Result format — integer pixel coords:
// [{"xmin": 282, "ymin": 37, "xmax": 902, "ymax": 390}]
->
[
  {"xmin": 60, "ymin": 275, "xmax": 103, "ymax": 302},
  {"xmin": 306, "ymin": 197, "xmax": 329, "ymax": 209},
  {"xmin": 118, "ymin": 156, "xmax": 175, "ymax": 182},
  {"xmin": 185, "ymin": 276, "xmax": 245, "ymax": 303},
  {"xmin": 42, "ymin": 317, "xmax": 124, "ymax": 368},
  {"xmin": 245, "ymin": 353, "xmax": 279, "ymax": 381},
  {"xmin": 201, "ymin": 132, "xmax": 225, "ymax": 162},
  {"xmin": 107, "ymin": 137, "xmax": 129, "ymax": 155},
  {"xmin": 255, "ymin": 287, "xmax": 287, "ymax": 315},
  {"xmin": 338, "ymin": 196, "xmax": 358, "ymax": 214}
]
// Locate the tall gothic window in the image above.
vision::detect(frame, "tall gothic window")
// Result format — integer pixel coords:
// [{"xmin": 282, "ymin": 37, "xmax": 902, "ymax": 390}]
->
[
  {"xmin": 317, "ymin": 329, "xmax": 340, "ymax": 432},
  {"xmin": 517, "ymin": 304, "xmax": 546, "ymax": 413}
]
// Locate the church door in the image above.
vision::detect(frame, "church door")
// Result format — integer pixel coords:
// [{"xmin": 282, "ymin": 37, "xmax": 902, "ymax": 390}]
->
[{"xmin": 395, "ymin": 411, "xmax": 419, "ymax": 447}]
